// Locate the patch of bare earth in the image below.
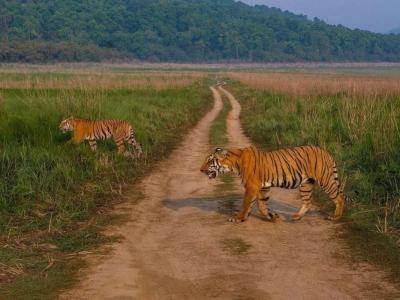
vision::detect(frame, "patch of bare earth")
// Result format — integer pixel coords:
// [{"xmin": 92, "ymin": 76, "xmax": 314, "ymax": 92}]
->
[{"xmin": 61, "ymin": 86, "xmax": 399, "ymax": 299}]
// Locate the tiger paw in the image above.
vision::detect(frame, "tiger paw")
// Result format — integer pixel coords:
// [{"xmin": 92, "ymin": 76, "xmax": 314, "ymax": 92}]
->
[
  {"xmin": 292, "ymin": 213, "xmax": 303, "ymax": 221},
  {"xmin": 326, "ymin": 215, "xmax": 340, "ymax": 221},
  {"xmin": 228, "ymin": 216, "xmax": 245, "ymax": 223},
  {"xmin": 267, "ymin": 212, "xmax": 280, "ymax": 222}
]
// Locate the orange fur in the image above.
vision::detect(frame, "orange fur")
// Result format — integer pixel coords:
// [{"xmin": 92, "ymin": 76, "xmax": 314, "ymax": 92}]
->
[
  {"xmin": 201, "ymin": 146, "xmax": 346, "ymax": 222},
  {"xmin": 59, "ymin": 117, "xmax": 142, "ymax": 157}
]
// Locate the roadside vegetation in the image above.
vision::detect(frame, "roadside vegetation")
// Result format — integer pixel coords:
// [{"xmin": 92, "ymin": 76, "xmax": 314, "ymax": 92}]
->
[
  {"xmin": 228, "ymin": 72, "xmax": 400, "ymax": 281},
  {"xmin": 208, "ymin": 89, "xmax": 236, "ymax": 196},
  {"xmin": 0, "ymin": 70, "xmax": 210, "ymax": 298},
  {"xmin": 0, "ymin": 70, "xmax": 205, "ymax": 90},
  {"xmin": 209, "ymin": 89, "xmax": 230, "ymax": 148}
]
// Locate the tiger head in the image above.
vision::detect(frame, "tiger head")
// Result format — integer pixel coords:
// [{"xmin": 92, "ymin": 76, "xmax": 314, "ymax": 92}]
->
[
  {"xmin": 59, "ymin": 117, "xmax": 75, "ymax": 133},
  {"xmin": 200, "ymin": 148, "xmax": 239, "ymax": 179}
]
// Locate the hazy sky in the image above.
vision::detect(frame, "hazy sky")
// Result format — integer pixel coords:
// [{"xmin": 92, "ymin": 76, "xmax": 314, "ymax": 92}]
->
[{"xmin": 240, "ymin": 0, "xmax": 400, "ymax": 33}]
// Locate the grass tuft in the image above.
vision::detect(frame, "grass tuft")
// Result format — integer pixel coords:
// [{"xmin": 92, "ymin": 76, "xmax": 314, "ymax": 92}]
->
[
  {"xmin": 221, "ymin": 238, "xmax": 252, "ymax": 255},
  {"xmin": 209, "ymin": 92, "xmax": 230, "ymax": 148}
]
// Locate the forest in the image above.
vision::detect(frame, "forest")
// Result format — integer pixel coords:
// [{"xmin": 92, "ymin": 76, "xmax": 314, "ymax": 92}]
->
[{"xmin": 1, "ymin": 0, "xmax": 400, "ymax": 62}]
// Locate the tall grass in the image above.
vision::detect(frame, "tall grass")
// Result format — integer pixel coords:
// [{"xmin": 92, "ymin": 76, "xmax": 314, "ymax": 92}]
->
[
  {"xmin": 0, "ymin": 73, "xmax": 211, "ymax": 297},
  {"xmin": 228, "ymin": 72, "xmax": 400, "ymax": 97},
  {"xmin": 0, "ymin": 73, "xmax": 205, "ymax": 90},
  {"xmin": 0, "ymin": 83, "xmax": 210, "ymax": 234},
  {"xmin": 228, "ymin": 73, "xmax": 400, "ymax": 280},
  {"xmin": 229, "ymin": 76, "xmax": 400, "ymax": 225}
]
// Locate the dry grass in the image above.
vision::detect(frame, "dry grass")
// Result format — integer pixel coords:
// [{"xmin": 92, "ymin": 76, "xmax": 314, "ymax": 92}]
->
[
  {"xmin": 228, "ymin": 71, "xmax": 400, "ymax": 158},
  {"xmin": 229, "ymin": 72, "xmax": 400, "ymax": 280},
  {"xmin": 0, "ymin": 63, "xmax": 206, "ymax": 90},
  {"xmin": 227, "ymin": 72, "xmax": 400, "ymax": 97},
  {"xmin": 0, "ymin": 62, "xmax": 211, "ymax": 73},
  {"xmin": 0, "ymin": 73, "xmax": 205, "ymax": 90}
]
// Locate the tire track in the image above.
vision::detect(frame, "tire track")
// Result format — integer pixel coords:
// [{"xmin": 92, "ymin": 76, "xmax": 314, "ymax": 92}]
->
[{"xmin": 61, "ymin": 86, "xmax": 399, "ymax": 300}]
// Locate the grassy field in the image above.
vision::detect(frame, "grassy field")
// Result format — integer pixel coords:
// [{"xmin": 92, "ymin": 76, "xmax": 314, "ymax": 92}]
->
[
  {"xmin": 227, "ymin": 72, "xmax": 400, "ymax": 281},
  {"xmin": 2, "ymin": 63, "xmax": 400, "ymax": 296},
  {"xmin": 0, "ymin": 68, "xmax": 210, "ymax": 298}
]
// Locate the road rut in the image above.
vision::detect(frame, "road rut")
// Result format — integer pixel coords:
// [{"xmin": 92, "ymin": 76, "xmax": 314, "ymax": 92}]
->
[{"xmin": 62, "ymin": 86, "xmax": 399, "ymax": 300}]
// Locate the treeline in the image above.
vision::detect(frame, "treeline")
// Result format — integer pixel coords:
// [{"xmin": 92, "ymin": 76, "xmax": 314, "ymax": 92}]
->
[
  {"xmin": 1, "ymin": 0, "xmax": 400, "ymax": 62},
  {"xmin": 390, "ymin": 27, "xmax": 400, "ymax": 34},
  {"xmin": 0, "ymin": 41, "xmax": 131, "ymax": 62}
]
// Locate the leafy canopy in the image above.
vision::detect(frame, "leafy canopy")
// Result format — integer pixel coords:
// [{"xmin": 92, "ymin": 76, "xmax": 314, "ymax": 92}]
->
[{"xmin": 1, "ymin": 0, "xmax": 400, "ymax": 62}]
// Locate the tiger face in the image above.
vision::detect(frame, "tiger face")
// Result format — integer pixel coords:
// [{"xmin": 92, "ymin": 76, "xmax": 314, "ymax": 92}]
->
[
  {"xmin": 59, "ymin": 117, "xmax": 74, "ymax": 133},
  {"xmin": 200, "ymin": 148, "xmax": 234, "ymax": 179}
]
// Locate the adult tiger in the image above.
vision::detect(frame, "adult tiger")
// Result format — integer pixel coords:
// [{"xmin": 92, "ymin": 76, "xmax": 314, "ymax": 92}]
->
[
  {"xmin": 59, "ymin": 117, "xmax": 142, "ymax": 157},
  {"xmin": 200, "ymin": 146, "xmax": 349, "ymax": 223}
]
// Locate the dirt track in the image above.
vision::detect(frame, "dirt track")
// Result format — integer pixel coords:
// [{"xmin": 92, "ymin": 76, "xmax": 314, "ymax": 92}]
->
[{"xmin": 62, "ymin": 86, "xmax": 399, "ymax": 299}]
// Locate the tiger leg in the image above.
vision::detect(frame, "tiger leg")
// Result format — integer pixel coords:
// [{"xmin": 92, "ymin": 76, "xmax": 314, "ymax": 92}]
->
[
  {"xmin": 321, "ymin": 178, "xmax": 344, "ymax": 221},
  {"xmin": 292, "ymin": 180, "xmax": 314, "ymax": 221},
  {"xmin": 229, "ymin": 188, "xmax": 257, "ymax": 223},
  {"xmin": 126, "ymin": 134, "xmax": 142, "ymax": 157},
  {"xmin": 114, "ymin": 137, "xmax": 130, "ymax": 157},
  {"xmin": 134, "ymin": 143, "xmax": 143, "ymax": 157},
  {"xmin": 88, "ymin": 139, "xmax": 97, "ymax": 151},
  {"xmin": 257, "ymin": 188, "xmax": 279, "ymax": 221},
  {"xmin": 327, "ymin": 195, "xmax": 345, "ymax": 221},
  {"xmin": 325, "ymin": 190, "xmax": 344, "ymax": 221},
  {"xmin": 70, "ymin": 134, "xmax": 84, "ymax": 145}
]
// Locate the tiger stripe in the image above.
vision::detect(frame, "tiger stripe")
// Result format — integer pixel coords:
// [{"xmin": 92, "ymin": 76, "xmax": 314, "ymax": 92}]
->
[
  {"xmin": 59, "ymin": 117, "xmax": 142, "ymax": 157},
  {"xmin": 200, "ymin": 145, "xmax": 350, "ymax": 222}
]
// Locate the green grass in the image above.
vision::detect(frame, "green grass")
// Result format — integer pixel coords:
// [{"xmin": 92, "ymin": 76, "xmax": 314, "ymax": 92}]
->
[
  {"xmin": 209, "ymin": 91, "xmax": 230, "ymax": 148},
  {"xmin": 221, "ymin": 238, "xmax": 252, "ymax": 255},
  {"xmin": 228, "ymin": 81, "xmax": 400, "ymax": 282},
  {"xmin": 340, "ymin": 221, "xmax": 400, "ymax": 280},
  {"xmin": 0, "ymin": 80, "xmax": 211, "ymax": 298},
  {"xmin": 207, "ymin": 91, "xmax": 237, "ymax": 194},
  {"xmin": 0, "ymin": 247, "xmax": 82, "ymax": 300}
]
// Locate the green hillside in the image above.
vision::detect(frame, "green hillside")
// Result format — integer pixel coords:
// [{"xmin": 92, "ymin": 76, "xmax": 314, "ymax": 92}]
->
[{"xmin": 1, "ymin": 0, "xmax": 400, "ymax": 62}]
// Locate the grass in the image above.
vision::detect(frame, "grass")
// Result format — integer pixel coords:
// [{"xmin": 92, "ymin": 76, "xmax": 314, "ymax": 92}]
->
[
  {"xmin": 221, "ymin": 238, "xmax": 252, "ymax": 255},
  {"xmin": 0, "ymin": 73, "xmax": 211, "ymax": 298},
  {"xmin": 209, "ymin": 88, "xmax": 230, "ymax": 148},
  {"xmin": 227, "ymin": 74, "xmax": 400, "ymax": 282},
  {"xmin": 340, "ymin": 221, "xmax": 400, "ymax": 280},
  {"xmin": 207, "ymin": 89, "xmax": 237, "ymax": 195},
  {"xmin": 0, "ymin": 72, "xmax": 205, "ymax": 90},
  {"xmin": 227, "ymin": 72, "xmax": 400, "ymax": 97}
]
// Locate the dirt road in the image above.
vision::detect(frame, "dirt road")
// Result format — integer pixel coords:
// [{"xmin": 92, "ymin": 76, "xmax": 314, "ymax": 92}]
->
[{"xmin": 63, "ymin": 86, "xmax": 399, "ymax": 299}]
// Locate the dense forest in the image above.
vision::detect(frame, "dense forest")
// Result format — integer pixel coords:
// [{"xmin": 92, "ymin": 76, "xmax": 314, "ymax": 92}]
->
[{"xmin": 1, "ymin": 0, "xmax": 400, "ymax": 62}]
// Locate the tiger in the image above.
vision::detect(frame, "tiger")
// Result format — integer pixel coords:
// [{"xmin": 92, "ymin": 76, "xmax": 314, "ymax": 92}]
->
[
  {"xmin": 59, "ymin": 117, "xmax": 142, "ymax": 157},
  {"xmin": 200, "ymin": 145, "xmax": 349, "ymax": 223}
]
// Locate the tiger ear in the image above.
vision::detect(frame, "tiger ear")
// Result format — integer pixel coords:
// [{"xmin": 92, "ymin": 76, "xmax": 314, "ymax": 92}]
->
[{"xmin": 215, "ymin": 148, "xmax": 228, "ymax": 156}]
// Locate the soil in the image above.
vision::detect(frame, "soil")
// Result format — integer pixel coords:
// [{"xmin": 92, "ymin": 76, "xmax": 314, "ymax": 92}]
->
[{"xmin": 61, "ymin": 86, "xmax": 399, "ymax": 299}]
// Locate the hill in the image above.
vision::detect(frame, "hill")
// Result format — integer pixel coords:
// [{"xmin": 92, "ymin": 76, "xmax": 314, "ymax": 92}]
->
[
  {"xmin": 389, "ymin": 27, "xmax": 400, "ymax": 34},
  {"xmin": 1, "ymin": 0, "xmax": 400, "ymax": 62}
]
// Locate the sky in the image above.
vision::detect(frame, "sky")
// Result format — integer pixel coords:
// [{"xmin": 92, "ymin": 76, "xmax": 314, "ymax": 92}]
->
[{"xmin": 240, "ymin": 0, "xmax": 400, "ymax": 33}]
